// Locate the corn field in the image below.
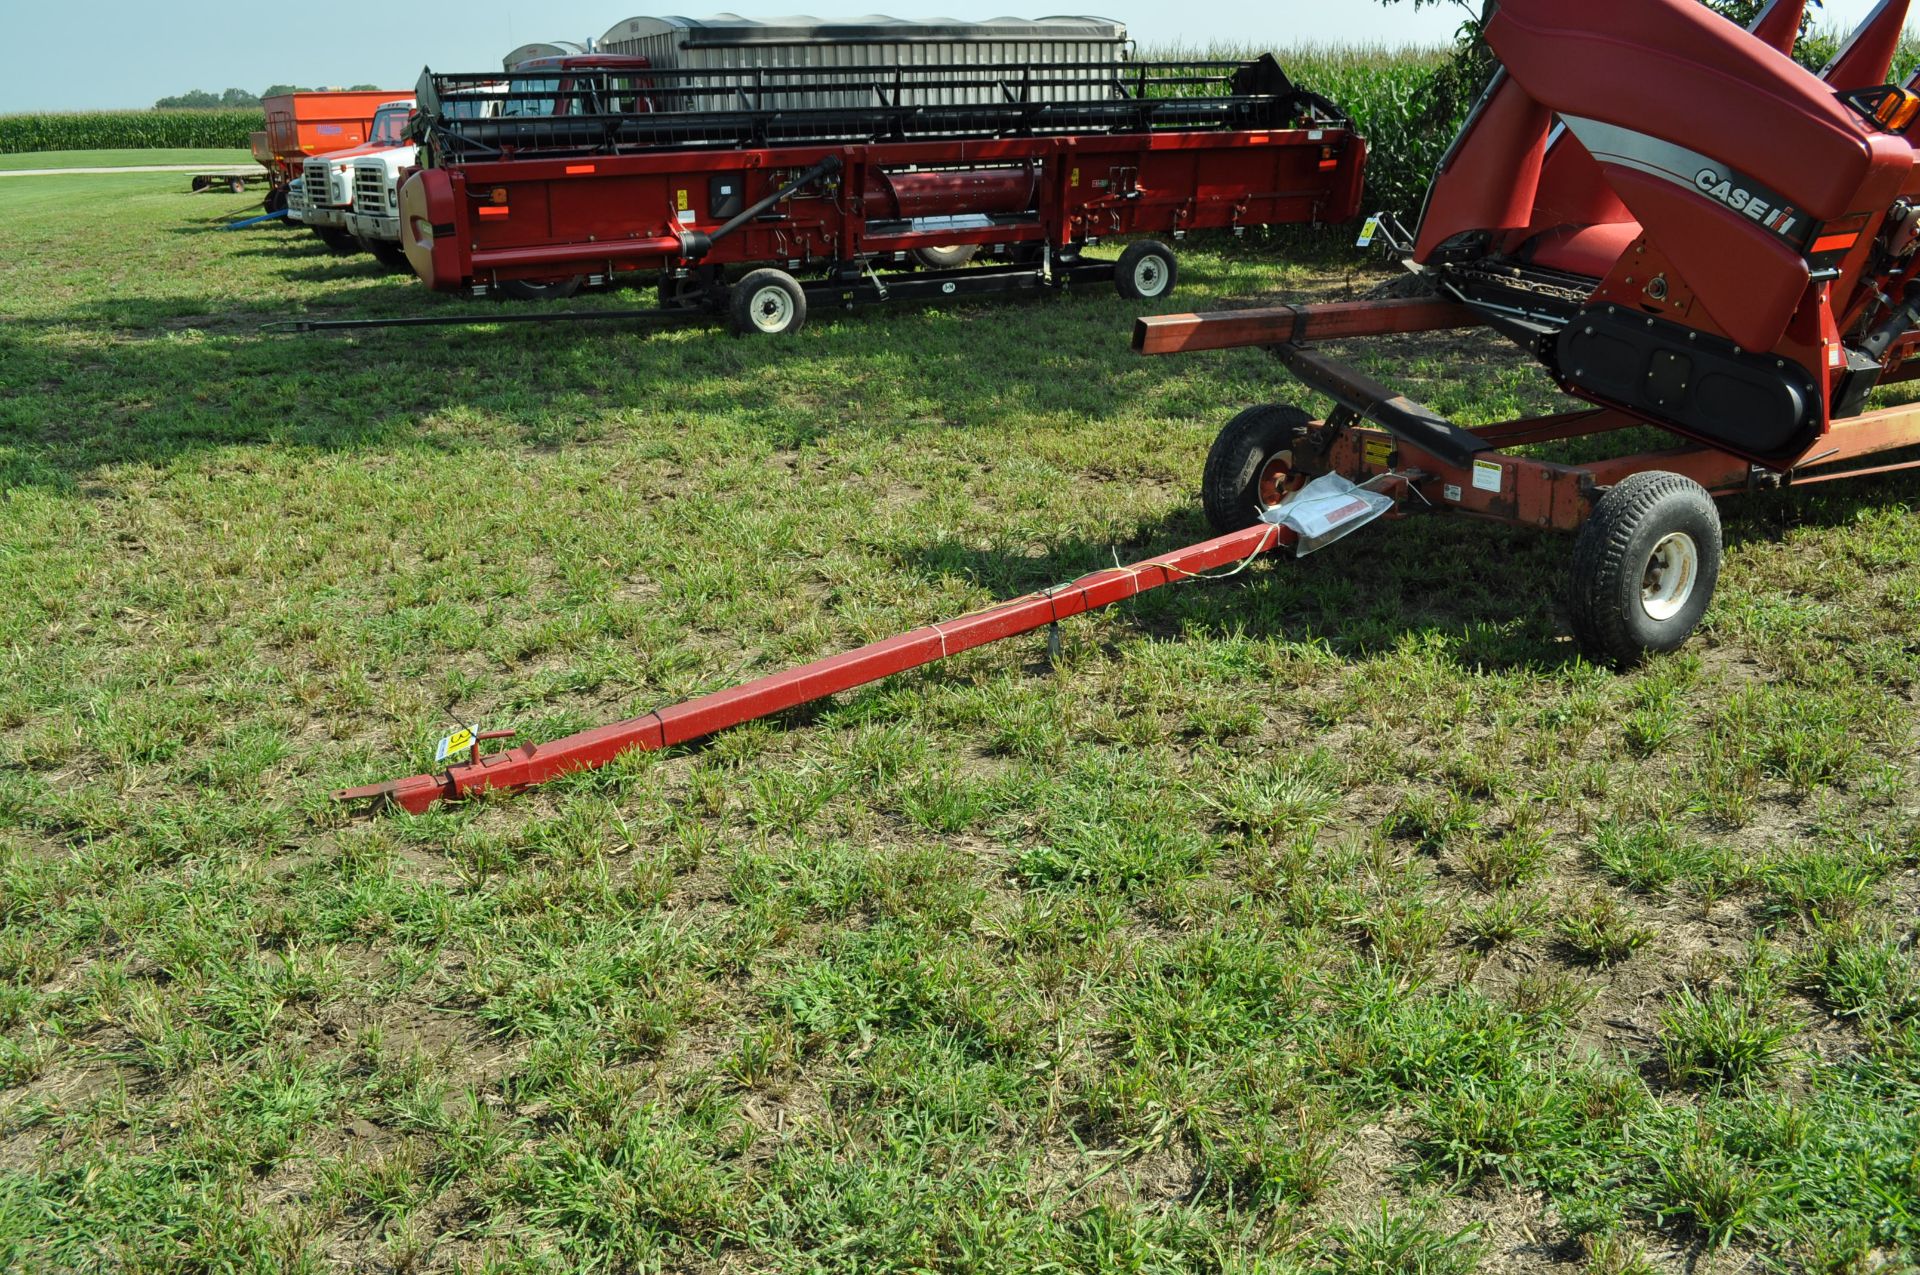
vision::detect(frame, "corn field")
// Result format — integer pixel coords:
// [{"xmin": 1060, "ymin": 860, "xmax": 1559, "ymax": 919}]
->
[{"xmin": 0, "ymin": 109, "xmax": 265, "ymax": 154}]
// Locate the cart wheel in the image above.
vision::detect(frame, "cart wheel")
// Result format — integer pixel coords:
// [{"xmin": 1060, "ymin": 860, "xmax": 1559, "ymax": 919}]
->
[
  {"xmin": 499, "ymin": 276, "xmax": 583, "ymax": 302},
  {"xmin": 191, "ymin": 175, "xmax": 210, "ymax": 192},
  {"xmin": 1568, "ymin": 470, "xmax": 1721, "ymax": 668},
  {"xmin": 264, "ymin": 188, "xmax": 287, "ymax": 215},
  {"xmin": 228, "ymin": 176, "xmax": 248, "ymax": 195},
  {"xmin": 1200, "ymin": 404, "xmax": 1312, "ymax": 534},
  {"xmin": 730, "ymin": 268, "xmax": 808, "ymax": 336},
  {"xmin": 1115, "ymin": 240, "xmax": 1178, "ymax": 301},
  {"xmin": 913, "ymin": 244, "xmax": 978, "ymax": 270}
]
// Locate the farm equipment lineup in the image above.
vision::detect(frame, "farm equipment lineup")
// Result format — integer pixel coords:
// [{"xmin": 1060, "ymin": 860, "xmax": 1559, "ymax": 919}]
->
[
  {"xmin": 336, "ymin": 0, "xmax": 1920, "ymax": 813},
  {"xmin": 389, "ymin": 49, "xmax": 1363, "ymax": 327}
]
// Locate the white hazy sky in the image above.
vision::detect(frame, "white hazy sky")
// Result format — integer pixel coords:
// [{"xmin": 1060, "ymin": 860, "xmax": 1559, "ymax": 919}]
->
[{"xmin": 0, "ymin": 1, "xmax": 1909, "ymax": 113}]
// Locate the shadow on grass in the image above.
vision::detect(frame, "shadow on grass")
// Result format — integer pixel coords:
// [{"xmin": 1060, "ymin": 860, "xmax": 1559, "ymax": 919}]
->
[
  {"xmin": 887, "ymin": 502, "xmax": 1588, "ymax": 672},
  {"xmin": 0, "ymin": 271, "xmax": 1257, "ymax": 483}
]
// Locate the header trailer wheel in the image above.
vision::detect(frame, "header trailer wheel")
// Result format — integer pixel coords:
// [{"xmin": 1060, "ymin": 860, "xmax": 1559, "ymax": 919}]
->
[
  {"xmin": 1568, "ymin": 471, "xmax": 1721, "ymax": 668},
  {"xmin": 1115, "ymin": 240, "xmax": 1178, "ymax": 301},
  {"xmin": 731, "ymin": 268, "xmax": 808, "ymax": 336}
]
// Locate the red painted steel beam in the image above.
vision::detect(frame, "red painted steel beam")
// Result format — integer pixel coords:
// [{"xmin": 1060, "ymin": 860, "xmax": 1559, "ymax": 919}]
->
[
  {"xmin": 472, "ymin": 234, "xmax": 688, "ymax": 270},
  {"xmin": 334, "ymin": 521, "xmax": 1294, "ymax": 815},
  {"xmin": 1131, "ymin": 298, "xmax": 1484, "ymax": 356}
]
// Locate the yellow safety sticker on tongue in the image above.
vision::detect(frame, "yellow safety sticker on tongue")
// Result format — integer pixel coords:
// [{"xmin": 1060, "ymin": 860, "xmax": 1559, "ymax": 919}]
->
[
  {"xmin": 1472, "ymin": 459, "xmax": 1503, "ymax": 493},
  {"xmin": 436, "ymin": 726, "xmax": 476, "ymax": 764}
]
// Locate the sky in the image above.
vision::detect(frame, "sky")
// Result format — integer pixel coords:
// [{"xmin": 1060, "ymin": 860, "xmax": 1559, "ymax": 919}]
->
[{"xmin": 0, "ymin": 0, "xmax": 1910, "ymax": 113}]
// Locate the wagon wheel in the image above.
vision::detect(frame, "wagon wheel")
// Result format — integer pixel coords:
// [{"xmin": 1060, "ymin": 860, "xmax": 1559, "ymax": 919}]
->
[
  {"xmin": 729, "ymin": 268, "xmax": 808, "ymax": 337},
  {"xmin": 1567, "ymin": 470, "xmax": 1722, "ymax": 668},
  {"xmin": 498, "ymin": 276, "xmax": 583, "ymax": 302},
  {"xmin": 1115, "ymin": 240, "xmax": 1179, "ymax": 301},
  {"xmin": 913, "ymin": 244, "xmax": 978, "ymax": 270},
  {"xmin": 1200, "ymin": 404, "xmax": 1312, "ymax": 535}
]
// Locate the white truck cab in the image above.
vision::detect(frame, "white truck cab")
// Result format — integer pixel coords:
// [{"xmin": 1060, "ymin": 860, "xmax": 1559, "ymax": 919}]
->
[
  {"xmin": 301, "ymin": 99, "xmax": 414, "ymax": 254},
  {"xmin": 347, "ymin": 91, "xmax": 498, "ymax": 269}
]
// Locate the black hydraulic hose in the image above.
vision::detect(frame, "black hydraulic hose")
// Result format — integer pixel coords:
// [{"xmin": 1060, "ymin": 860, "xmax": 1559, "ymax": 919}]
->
[
  {"xmin": 1861, "ymin": 282, "xmax": 1920, "ymax": 361},
  {"xmin": 681, "ymin": 154, "xmax": 843, "ymax": 260}
]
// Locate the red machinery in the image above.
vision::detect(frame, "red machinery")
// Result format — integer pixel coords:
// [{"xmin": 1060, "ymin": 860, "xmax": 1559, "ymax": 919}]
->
[
  {"xmin": 337, "ymin": 0, "xmax": 1920, "ymax": 812},
  {"xmin": 256, "ymin": 90, "xmax": 410, "ymax": 214},
  {"xmin": 395, "ymin": 56, "xmax": 1366, "ymax": 328}
]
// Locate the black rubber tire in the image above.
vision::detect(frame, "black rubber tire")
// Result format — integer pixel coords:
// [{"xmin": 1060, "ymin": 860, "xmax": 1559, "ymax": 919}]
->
[
  {"xmin": 367, "ymin": 240, "xmax": 412, "ymax": 273},
  {"xmin": 1200, "ymin": 404, "xmax": 1312, "ymax": 535},
  {"xmin": 228, "ymin": 176, "xmax": 248, "ymax": 195},
  {"xmin": 912, "ymin": 244, "xmax": 978, "ymax": 270},
  {"xmin": 729, "ymin": 268, "xmax": 807, "ymax": 336},
  {"xmin": 1114, "ymin": 239, "xmax": 1179, "ymax": 301},
  {"xmin": 264, "ymin": 187, "xmax": 287, "ymax": 215},
  {"xmin": 1567, "ymin": 470, "xmax": 1722, "ymax": 668},
  {"xmin": 498, "ymin": 276, "xmax": 583, "ymax": 302},
  {"xmin": 312, "ymin": 226, "xmax": 357, "ymax": 254}
]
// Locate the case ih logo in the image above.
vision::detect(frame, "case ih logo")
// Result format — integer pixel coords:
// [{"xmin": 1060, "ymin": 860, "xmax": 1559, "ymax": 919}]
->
[{"xmin": 1694, "ymin": 168, "xmax": 1800, "ymax": 239}]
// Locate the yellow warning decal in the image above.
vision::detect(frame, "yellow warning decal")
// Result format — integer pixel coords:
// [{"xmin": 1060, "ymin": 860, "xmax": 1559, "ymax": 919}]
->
[
  {"xmin": 1071, "ymin": 167, "xmax": 1081, "ymax": 187},
  {"xmin": 435, "ymin": 727, "xmax": 476, "ymax": 764},
  {"xmin": 1363, "ymin": 438, "xmax": 1392, "ymax": 469},
  {"xmin": 676, "ymin": 188, "xmax": 690, "ymax": 211}
]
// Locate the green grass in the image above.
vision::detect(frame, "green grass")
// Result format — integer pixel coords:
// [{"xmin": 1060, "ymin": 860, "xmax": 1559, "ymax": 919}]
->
[
  {"xmin": 2, "ymin": 164, "xmax": 1920, "ymax": 1274},
  {"xmin": 0, "ymin": 148, "xmax": 253, "ymax": 171}
]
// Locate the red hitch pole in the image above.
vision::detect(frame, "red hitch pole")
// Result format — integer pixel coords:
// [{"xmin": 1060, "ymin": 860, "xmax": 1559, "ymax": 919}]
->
[{"xmin": 333, "ymin": 522, "xmax": 1293, "ymax": 814}]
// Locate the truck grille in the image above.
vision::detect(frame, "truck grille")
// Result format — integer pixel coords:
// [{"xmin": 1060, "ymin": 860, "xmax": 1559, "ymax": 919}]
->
[
  {"xmin": 304, "ymin": 159, "xmax": 333, "ymax": 205},
  {"xmin": 354, "ymin": 164, "xmax": 389, "ymax": 215}
]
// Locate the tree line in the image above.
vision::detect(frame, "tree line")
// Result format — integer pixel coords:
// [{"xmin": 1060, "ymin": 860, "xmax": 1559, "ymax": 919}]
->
[{"xmin": 153, "ymin": 85, "xmax": 385, "ymax": 109}]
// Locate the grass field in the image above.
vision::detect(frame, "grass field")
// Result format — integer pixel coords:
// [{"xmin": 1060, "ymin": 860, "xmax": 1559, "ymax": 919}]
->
[
  {"xmin": 1, "ymin": 165, "xmax": 1918, "ymax": 1274},
  {"xmin": 0, "ymin": 149, "xmax": 253, "ymax": 172}
]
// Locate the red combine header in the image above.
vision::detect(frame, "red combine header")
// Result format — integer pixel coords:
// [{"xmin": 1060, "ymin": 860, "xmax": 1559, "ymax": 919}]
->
[{"xmin": 393, "ymin": 49, "xmax": 1365, "ymax": 328}]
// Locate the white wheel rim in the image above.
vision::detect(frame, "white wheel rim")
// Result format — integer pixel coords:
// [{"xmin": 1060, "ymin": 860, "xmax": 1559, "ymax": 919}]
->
[
  {"xmin": 1640, "ymin": 531, "xmax": 1699, "ymax": 622},
  {"xmin": 1134, "ymin": 255, "xmax": 1168, "ymax": 297},
  {"xmin": 750, "ymin": 286, "xmax": 793, "ymax": 332}
]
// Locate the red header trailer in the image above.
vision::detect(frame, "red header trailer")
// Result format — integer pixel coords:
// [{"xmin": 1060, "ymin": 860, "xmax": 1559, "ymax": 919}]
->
[{"xmin": 395, "ymin": 57, "xmax": 1366, "ymax": 326}]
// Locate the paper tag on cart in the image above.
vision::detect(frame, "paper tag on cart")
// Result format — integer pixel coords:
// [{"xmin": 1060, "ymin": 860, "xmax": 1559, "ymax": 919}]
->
[
  {"xmin": 1260, "ymin": 473, "xmax": 1395, "ymax": 556},
  {"xmin": 1356, "ymin": 215, "xmax": 1383, "ymax": 248},
  {"xmin": 435, "ymin": 725, "xmax": 478, "ymax": 764}
]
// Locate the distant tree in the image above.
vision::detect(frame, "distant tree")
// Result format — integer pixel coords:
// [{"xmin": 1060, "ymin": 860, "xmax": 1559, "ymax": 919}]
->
[
  {"xmin": 154, "ymin": 88, "xmax": 220, "ymax": 109},
  {"xmin": 218, "ymin": 87, "xmax": 261, "ymax": 107},
  {"xmin": 262, "ymin": 83, "xmax": 313, "ymax": 97},
  {"xmin": 347, "ymin": 84, "xmax": 383, "ymax": 91}
]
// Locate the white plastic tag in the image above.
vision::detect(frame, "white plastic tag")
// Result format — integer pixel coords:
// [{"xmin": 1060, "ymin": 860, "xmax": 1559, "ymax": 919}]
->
[{"xmin": 1260, "ymin": 473, "xmax": 1394, "ymax": 556}]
